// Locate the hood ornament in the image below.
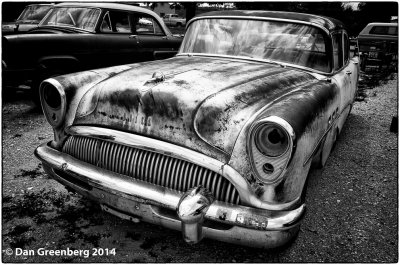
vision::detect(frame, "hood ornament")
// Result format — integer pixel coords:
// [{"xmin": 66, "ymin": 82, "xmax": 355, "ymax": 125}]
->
[{"xmin": 144, "ymin": 72, "xmax": 166, "ymax": 85}]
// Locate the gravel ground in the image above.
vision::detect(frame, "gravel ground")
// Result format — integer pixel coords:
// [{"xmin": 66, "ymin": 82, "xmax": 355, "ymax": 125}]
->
[{"xmin": 1, "ymin": 75, "xmax": 398, "ymax": 262}]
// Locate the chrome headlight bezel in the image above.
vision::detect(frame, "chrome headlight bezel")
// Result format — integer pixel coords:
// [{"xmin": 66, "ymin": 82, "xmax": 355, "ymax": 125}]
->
[
  {"xmin": 39, "ymin": 78, "xmax": 67, "ymax": 128},
  {"xmin": 248, "ymin": 116, "xmax": 295, "ymax": 184}
]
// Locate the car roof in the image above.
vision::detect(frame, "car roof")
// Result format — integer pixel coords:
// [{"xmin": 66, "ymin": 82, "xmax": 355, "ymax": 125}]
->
[
  {"xmin": 54, "ymin": 2, "xmax": 156, "ymax": 16},
  {"xmin": 359, "ymin": 22, "xmax": 398, "ymax": 35},
  {"xmin": 363, "ymin": 22, "xmax": 398, "ymax": 28},
  {"xmin": 26, "ymin": 4, "xmax": 54, "ymax": 6},
  {"xmin": 195, "ymin": 10, "xmax": 346, "ymax": 33}
]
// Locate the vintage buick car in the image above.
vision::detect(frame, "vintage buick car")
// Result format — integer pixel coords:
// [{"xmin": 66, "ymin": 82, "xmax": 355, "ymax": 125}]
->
[
  {"xmin": 35, "ymin": 11, "xmax": 359, "ymax": 248},
  {"xmin": 2, "ymin": 3, "xmax": 53, "ymax": 35},
  {"xmin": 2, "ymin": 2, "xmax": 182, "ymax": 104}
]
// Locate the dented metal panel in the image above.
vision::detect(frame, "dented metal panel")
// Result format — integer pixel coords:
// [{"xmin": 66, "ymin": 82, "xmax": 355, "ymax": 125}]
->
[{"xmin": 71, "ymin": 56, "xmax": 318, "ymax": 161}]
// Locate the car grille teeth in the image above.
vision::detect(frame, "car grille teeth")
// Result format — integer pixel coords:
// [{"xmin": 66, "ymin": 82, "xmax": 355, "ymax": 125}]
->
[{"xmin": 62, "ymin": 135, "xmax": 240, "ymax": 205}]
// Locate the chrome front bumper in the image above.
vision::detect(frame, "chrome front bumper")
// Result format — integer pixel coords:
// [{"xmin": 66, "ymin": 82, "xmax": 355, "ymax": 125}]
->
[{"xmin": 35, "ymin": 142, "xmax": 305, "ymax": 248}]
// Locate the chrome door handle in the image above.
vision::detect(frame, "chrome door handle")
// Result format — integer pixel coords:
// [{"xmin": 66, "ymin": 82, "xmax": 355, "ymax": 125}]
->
[{"xmin": 129, "ymin": 35, "xmax": 139, "ymax": 44}]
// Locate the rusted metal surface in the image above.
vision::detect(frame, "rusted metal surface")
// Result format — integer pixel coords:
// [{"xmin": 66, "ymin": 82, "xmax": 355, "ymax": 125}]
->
[
  {"xmin": 35, "ymin": 143, "xmax": 305, "ymax": 248},
  {"xmin": 68, "ymin": 56, "xmax": 319, "ymax": 163},
  {"xmin": 36, "ymin": 12, "xmax": 359, "ymax": 248},
  {"xmin": 56, "ymin": 126, "xmax": 299, "ymax": 211}
]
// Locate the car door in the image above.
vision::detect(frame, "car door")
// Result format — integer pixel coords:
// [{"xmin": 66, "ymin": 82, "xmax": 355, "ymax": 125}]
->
[
  {"xmin": 131, "ymin": 13, "xmax": 180, "ymax": 61},
  {"xmin": 331, "ymin": 31, "xmax": 356, "ymax": 112},
  {"xmin": 93, "ymin": 10, "xmax": 142, "ymax": 67},
  {"xmin": 343, "ymin": 32, "xmax": 359, "ymax": 101}
]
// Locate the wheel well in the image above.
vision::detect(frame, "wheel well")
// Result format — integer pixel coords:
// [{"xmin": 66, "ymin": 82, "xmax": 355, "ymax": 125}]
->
[
  {"xmin": 37, "ymin": 56, "xmax": 80, "ymax": 73},
  {"xmin": 311, "ymin": 126, "xmax": 339, "ymax": 169}
]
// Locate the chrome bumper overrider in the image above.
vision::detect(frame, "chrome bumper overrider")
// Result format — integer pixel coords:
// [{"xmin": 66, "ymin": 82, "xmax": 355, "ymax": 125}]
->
[{"xmin": 35, "ymin": 142, "xmax": 305, "ymax": 248}]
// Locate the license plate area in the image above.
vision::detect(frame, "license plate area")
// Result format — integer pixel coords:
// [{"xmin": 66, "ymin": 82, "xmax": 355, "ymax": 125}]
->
[
  {"xmin": 369, "ymin": 51, "xmax": 379, "ymax": 59},
  {"xmin": 101, "ymin": 204, "xmax": 141, "ymax": 223}
]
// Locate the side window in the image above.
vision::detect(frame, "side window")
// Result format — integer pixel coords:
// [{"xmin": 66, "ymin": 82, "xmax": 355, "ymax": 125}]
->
[
  {"xmin": 370, "ymin": 26, "xmax": 398, "ymax": 36},
  {"xmin": 370, "ymin": 26, "xmax": 386, "ymax": 35},
  {"xmin": 100, "ymin": 12, "xmax": 112, "ymax": 32},
  {"xmin": 133, "ymin": 14, "xmax": 164, "ymax": 35},
  {"xmin": 332, "ymin": 33, "xmax": 343, "ymax": 70},
  {"xmin": 100, "ymin": 11, "xmax": 131, "ymax": 33},
  {"xmin": 388, "ymin": 26, "xmax": 397, "ymax": 35}
]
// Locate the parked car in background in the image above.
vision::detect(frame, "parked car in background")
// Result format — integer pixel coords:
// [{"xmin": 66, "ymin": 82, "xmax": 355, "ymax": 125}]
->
[
  {"xmin": 357, "ymin": 22, "xmax": 398, "ymax": 71},
  {"xmin": 2, "ymin": 3, "xmax": 53, "ymax": 35},
  {"xmin": 2, "ymin": 2, "xmax": 182, "ymax": 105},
  {"xmin": 35, "ymin": 11, "xmax": 359, "ymax": 249},
  {"xmin": 163, "ymin": 13, "xmax": 186, "ymax": 27}
]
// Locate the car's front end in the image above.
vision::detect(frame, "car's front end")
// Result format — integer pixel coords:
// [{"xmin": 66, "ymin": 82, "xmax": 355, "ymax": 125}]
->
[
  {"xmin": 35, "ymin": 12, "xmax": 350, "ymax": 248},
  {"xmin": 35, "ymin": 126, "xmax": 305, "ymax": 248},
  {"xmin": 35, "ymin": 53, "xmax": 313, "ymax": 248}
]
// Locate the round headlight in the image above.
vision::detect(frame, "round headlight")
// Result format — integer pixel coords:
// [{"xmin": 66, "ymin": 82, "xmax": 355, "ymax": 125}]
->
[
  {"xmin": 43, "ymin": 83, "xmax": 62, "ymax": 109},
  {"xmin": 39, "ymin": 79, "xmax": 66, "ymax": 128},
  {"xmin": 254, "ymin": 123, "xmax": 289, "ymax": 157},
  {"xmin": 248, "ymin": 116, "xmax": 295, "ymax": 184}
]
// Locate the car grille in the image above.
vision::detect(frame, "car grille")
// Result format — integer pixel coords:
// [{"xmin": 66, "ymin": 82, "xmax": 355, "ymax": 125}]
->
[{"xmin": 62, "ymin": 135, "xmax": 240, "ymax": 205}]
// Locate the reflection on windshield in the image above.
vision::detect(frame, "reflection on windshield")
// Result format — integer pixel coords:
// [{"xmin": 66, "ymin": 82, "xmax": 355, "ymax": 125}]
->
[
  {"xmin": 180, "ymin": 19, "xmax": 331, "ymax": 72},
  {"xmin": 17, "ymin": 5, "xmax": 52, "ymax": 23},
  {"xmin": 41, "ymin": 7, "xmax": 101, "ymax": 31}
]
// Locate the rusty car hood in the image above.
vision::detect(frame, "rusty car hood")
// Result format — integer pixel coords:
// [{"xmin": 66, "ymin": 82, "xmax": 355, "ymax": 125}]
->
[{"xmin": 74, "ymin": 56, "xmax": 318, "ymax": 161}]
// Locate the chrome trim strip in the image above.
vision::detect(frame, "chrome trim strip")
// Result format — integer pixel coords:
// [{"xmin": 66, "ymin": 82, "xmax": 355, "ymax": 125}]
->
[
  {"xmin": 35, "ymin": 142, "xmax": 305, "ymax": 230},
  {"xmin": 62, "ymin": 126, "xmax": 298, "ymax": 210}
]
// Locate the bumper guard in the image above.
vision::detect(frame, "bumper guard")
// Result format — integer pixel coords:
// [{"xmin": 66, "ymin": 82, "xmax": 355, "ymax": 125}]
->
[{"xmin": 35, "ymin": 142, "xmax": 305, "ymax": 248}]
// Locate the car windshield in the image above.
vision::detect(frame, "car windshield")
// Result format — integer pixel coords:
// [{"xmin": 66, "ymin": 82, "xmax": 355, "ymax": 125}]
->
[
  {"xmin": 180, "ymin": 18, "xmax": 331, "ymax": 72},
  {"xmin": 40, "ymin": 7, "xmax": 101, "ymax": 31},
  {"xmin": 17, "ymin": 5, "xmax": 52, "ymax": 23}
]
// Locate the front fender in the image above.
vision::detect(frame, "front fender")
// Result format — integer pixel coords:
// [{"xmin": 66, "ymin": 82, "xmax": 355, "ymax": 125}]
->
[
  {"xmin": 40, "ymin": 64, "xmax": 134, "ymax": 149},
  {"xmin": 228, "ymin": 79, "xmax": 340, "ymax": 207}
]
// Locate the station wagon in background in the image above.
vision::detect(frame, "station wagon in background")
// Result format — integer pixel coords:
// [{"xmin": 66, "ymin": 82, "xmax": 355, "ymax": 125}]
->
[
  {"xmin": 357, "ymin": 22, "xmax": 398, "ymax": 71},
  {"xmin": 2, "ymin": 2, "xmax": 182, "ymax": 105},
  {"xmin": 35, "ymin": 11, "xmax": 359, "ymax": 248},
  {"xmin": 2, "ymin": 3, "xmax": 53, "ymax": 35}
]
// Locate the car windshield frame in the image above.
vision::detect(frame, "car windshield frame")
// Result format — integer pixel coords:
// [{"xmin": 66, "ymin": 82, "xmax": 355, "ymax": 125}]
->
[
  {"xmin": 39, "ymin": 6, "xmax": 101, "ymax": 32},
  {"xmin": 179, "ymin": 17, "xmax": 333, "ymax": 73},
  {"xmin": 17, "ymin": 4, "xmax": 53, "ymax": 23}
]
